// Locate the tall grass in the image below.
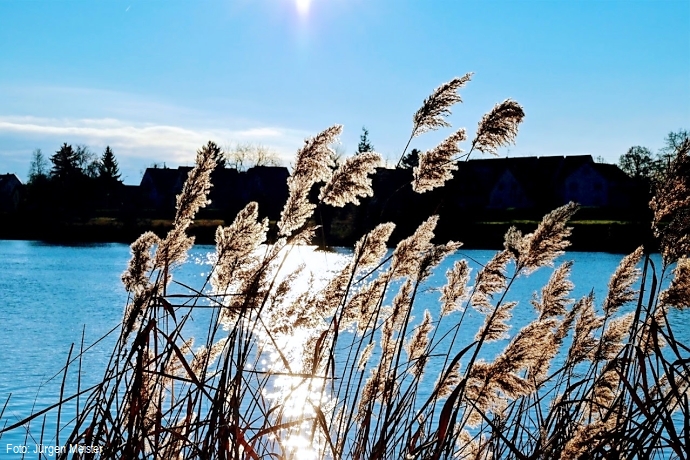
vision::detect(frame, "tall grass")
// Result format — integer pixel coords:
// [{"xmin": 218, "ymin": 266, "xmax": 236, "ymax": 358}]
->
[{"xmin": 2, "ymin": 75, "xmax": 689, "ymax": 459}]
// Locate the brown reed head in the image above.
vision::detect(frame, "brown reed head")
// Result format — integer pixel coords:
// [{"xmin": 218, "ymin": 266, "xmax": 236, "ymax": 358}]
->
[
  {"xmin": 412, "ymin": 73, "xmax": 472, "ymax": 136},
  {"xmin": 471, "ymin": 99, "xmax": 525, "ymax": 156},
  {"xmin": 412, "ymin": 128, "xmax": 466, "ymax": 193},
  {"xmin": 5, "ymin": 75, "xmax": 688, "ymax": 460}
]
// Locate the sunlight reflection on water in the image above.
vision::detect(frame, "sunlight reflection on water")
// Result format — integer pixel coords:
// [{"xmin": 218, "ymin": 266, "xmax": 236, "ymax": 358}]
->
[{"xmin": 0, "ymin": 240, "xmax": 686, "ymax": 457}]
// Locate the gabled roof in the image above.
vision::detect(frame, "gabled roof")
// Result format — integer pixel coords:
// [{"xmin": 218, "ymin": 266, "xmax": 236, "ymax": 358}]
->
[
  {"xmin": 447, "ymin": 155, "xmax": 597, "ymax": 208},
  {"xmin": 590, "ymin": 162, "xmax": 634, "ymax": 183},
  {"xmin": 140, "ymin": 167, "xmax": 187, "ymax": 191},
  {"xmin": 139, "ymin": 165, "xmax": 290, "ymax": 217},
  {"xmin": 0, "ymin": 173, "xmax": 22, "ymax": 192}
]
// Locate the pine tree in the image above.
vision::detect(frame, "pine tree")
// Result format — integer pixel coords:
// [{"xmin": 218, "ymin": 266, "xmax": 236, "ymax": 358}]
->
[
  {"xmin": 357, "ymin": 126, "xmax": 374, "ymax": 154},
  {"xmin": 50, "ymin": 143, "xmax": 81, "ymax": 181},
  {"xmin": 204, "ymin": 141, "xmax": 225, "ymax": 169},
  {"xmin": 98, "ymin": 146, "xmax": 122, "ymax": 182}
]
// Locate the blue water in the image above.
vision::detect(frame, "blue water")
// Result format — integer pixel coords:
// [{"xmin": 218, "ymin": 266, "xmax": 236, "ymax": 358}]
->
[{"xmin": 0, "ymin": 240, "xmax": 685, "ymax": 456}]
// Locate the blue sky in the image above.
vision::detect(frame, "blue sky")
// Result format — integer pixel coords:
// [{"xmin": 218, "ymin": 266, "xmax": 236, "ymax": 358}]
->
[{"xmin": 0, "ymin": 0, "xmax": 688, "ymax": 184}]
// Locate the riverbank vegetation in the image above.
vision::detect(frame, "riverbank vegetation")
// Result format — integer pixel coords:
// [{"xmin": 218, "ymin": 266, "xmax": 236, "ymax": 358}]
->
[
  {"xmin": 4, "ymin": 127, "xmax": 686, "ymax": 253},
  {"xmin": 2, "ymin": 74, "xmax": 689, "ymax": 459}
]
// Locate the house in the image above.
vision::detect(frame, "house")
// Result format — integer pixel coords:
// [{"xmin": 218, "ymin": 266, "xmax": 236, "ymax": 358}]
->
[
  {"xmin": 244, "ymin": 166, "xmax": 289, "ymax": 219},
  {"xmin": 138, "ymin": 165, "xmax": 289, "ymax": 220},
  {"xmin": 487, "ymin": 168, "xmax": 534, "ymax": 209},
  {"xmin": 560, "ymin": 161, "xmax": 638, "ymax": 209},
  {"xmin": 0, "ymin": 173, "xmax": 22, "ymax": 212},
  {"xmin": 140, "ymin": 166, "xmax": 188, "ymax": 211},
  {"xmin": 444, "ymin": 155, "xmax": 636, "ymax": 212}
]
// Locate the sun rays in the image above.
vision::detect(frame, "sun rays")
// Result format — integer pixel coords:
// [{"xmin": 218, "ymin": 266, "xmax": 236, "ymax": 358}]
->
[{"xmin": 296, "ymin": 0, "xmax": 311, "ymax": 16}]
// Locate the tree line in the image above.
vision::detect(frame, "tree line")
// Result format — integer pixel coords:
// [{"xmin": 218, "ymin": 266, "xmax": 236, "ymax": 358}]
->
[
  {"xmin": 23, "ymin": 144, "xmax": 125, "ymax": 215},
  {"xmin": 19, "ymin": 128, "xmax": 686, "ymax": 216},
  {"xmin": 28, "ymin": 143, "xmax": 122, "ymax": 185},
  {"xmin": 617, "ymin": 129, "xmax": 689, "ymax": 191}
]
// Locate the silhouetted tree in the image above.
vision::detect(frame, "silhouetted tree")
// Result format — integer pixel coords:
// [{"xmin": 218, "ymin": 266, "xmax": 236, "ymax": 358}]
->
[
  {"xmin": 50, "ymin": 143, "xmax": 82, "ymax": 182},
  {"xmin": 357, "ymin": 127, "xmax": 374, "ymax": 154},
  {"xmin": 226, "ymin": 143, "xmax": 280, "ymax": 171},
  {"xmin": 657, "ymin": 129, "xmax": 689, "ymax": 175},
  {"xmin": 98, "ymin": 146, "xmax": 122, "ymax": 182},
  {"xmin": 24, "ymin": 148, "xmax": 52, "ymax": 211},
  {"xmin": 618, "ymin": 146, "xmax": 656, "ymax": 182},
  {"xmin": 74, "ymin": 144, "xmax": 101, "ymax": 178},
  {"xmin": 400, "ymin": 148, "xmax": 420, "ymax": 169},
  {"xmin": 28, "ymin": 148, "xmax": 49, "ymax": 184}
]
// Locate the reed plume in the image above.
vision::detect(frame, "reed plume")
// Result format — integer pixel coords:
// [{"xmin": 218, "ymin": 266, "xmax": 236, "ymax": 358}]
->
[
  {"xmin": 412, "ymin": 128, "xmax": 466, "ymax": 193},
  {"xmin": 470, "ymin": 249, "xmax": 510, "ymax": 312},
  {"xmin": 412, "ymin": 73, "xmax": 472, "ymax": 136},
  {"xmin": 278, "ymin": 124, "xmax": 342, "ymax": 236},
  {"xmin": 506, "ymin": 201, "xmax": 579, "ymax": 272},
  {"xmin": 212, "ymin": 201, "xmax": 268, "ymax": 295},
  {"xmin": 660, "ymin": 255, "xmax": 690, "ymax": 310},
  {"xmin": 470, "ymin": 99, "xmax": 525, "ymax": 156},
  {"xmin": 155, "ymin": 140, "xmax": 218, "ymax": 268},
  {"xmin": 440, "ymin": 259, "xmax": 471, "ymax": 316},
  {"xmin": 122, "ymin": 231, "xmax": 159, "ymax": 294},
  {"xmin": 358, "ymin": 342, "xmax": 376, "ymax": 371},
  {"xmin": 342, "ymin": 276, "xmax": 387, "ymax": 333},
  {"xmin": 434, "ymin": 361, "xmax": 462, "ymax": 399},
  {"xmin": 602, "ymin": 246, "xmax": 642, "ymax": 315},
  {"xmin": 567, "ymin": 293, "xmax": 603, "ymax": 364},
  {"xmin": 475, "ymin": 300, "xmax": 517, "ymax": 342},
  {"xmin": 352, "ymin": 222, "xmax": 396, "ymax": 269},
  {"xmin": 319, "ymin": 151, "xmax": 381, "ymax": 207},
  {"xmin": 405, "ymin": 310, "xmax": 433, "ymax": 377},
  {"xmin": 531, "ymin": 261, "xmax": 574, "ymax": 319},
  {"xmin": 595, "ymin": 313, "xmax": 633, "ymax": 362},
  {"xmin": 495, "ymin": 317, "xmax": 559, "ymax": 377},
  {"xmin": 391, "ymin": 215, "xmax": 439, "ymax": 279},
  {"xmin": 650, "ymin": 137, "xmax": 690, "ymax": 264},
  {"xmin": 4, "ymin": 75, "xmax": 688, "ymax": 460}
]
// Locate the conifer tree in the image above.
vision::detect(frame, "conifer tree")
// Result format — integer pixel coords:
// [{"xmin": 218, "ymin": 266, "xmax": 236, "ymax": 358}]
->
[
  {"xmin": 357, "ymin": 126, "xmax": 374, "ymax": 154},
  {"xmin": 50, "ymin": 143, "xmax": 81, "ymax": 181},
  {"xmin": 98, "ymin": 146, "xmax": 122, "ymax": 182}
]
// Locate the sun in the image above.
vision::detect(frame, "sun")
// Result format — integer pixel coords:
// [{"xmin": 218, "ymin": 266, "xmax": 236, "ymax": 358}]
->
[{"xmin": 295, "ymin": 0, "xmax": 311, "ymax": 16}]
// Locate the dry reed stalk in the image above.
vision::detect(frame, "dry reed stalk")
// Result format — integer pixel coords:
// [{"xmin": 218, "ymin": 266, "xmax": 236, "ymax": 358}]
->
[
  {"xmin": 471, "ymin": 99, "xmax": 525, "ymax": 156},
  {"xmin": 319, "ymin": 151, "xmax": 381, "ymax": 207},
  {"xmin": 440, "ymin": 259, "xmax": 471, "ymax": 317},
  {"xmin": 505, "ymin": 202, "xmax": 579, "ymax": 273},
  {"xmin": 404, "ymin": 310, "xmax": 433, "ymax": 378},
  {"xmin": 412, "ymin": 73, "xmax": 472, "ymax": 136},
  {"xmin": 412, "ymin": 128, "xmax": 465, "ymax": 193},
  {"xmin": 660, "ymin": 256, "xmax": 690, "ymax": 310},
  {"xmin": 4, "ymin": 75, "xmax": 689, "ymax": 460},
  {"xmin": 532, "ymin": 261, "xmax": 574, "ymax": 319},
  {"xmin": 650, "ymin": 137, "xmax": 690, "ymax": 265},
  {"xmin": 279, "ymin": 125, "xmax": 342, "ymax": 236}
]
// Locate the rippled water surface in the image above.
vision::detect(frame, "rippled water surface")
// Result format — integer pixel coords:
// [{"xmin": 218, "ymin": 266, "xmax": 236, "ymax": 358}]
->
[{"xmin": 0, "ymin": 240, "xmax": 686, "ymax": 455}]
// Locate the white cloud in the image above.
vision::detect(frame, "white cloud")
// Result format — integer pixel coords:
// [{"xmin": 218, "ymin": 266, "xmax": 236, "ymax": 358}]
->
[{"xmin": 0, "ymin": 116, "xmax": 310, "ymax": 166}]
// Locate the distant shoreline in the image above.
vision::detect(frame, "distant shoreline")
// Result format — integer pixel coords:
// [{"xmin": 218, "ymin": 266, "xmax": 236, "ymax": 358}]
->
[{"xmin": 0, "ymin": 216, "xmax": 654, "ymax": 253}]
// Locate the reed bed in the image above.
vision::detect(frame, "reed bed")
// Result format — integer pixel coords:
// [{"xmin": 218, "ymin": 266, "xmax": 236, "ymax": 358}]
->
[{"xmin": 2, "ymin": 75, "xmax": 689, "ymax": 459}]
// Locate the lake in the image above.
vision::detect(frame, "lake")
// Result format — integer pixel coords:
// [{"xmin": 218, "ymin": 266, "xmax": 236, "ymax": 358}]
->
[{"xmin": 0, "ymin": 239, "xmax": 686, "ymax": 456}]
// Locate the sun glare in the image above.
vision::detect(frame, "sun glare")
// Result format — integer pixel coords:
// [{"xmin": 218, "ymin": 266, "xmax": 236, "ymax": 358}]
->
[{"xmin": 296, "ymin": 0, "xmax": 311, "ymax": 16}]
